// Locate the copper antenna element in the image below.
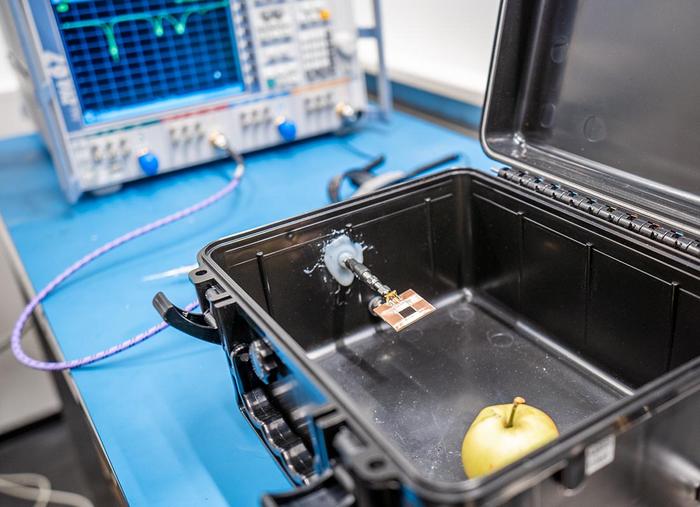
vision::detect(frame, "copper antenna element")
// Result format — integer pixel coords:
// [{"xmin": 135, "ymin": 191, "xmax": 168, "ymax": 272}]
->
[{"xmin": 342, "ymin": 257, "xmax": 435, "ymax": 331}]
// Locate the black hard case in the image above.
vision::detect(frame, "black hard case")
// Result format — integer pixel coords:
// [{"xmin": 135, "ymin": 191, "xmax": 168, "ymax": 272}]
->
[{"xmin": 157, "ymin": 1, "xmax": 700, "ymax": 504}]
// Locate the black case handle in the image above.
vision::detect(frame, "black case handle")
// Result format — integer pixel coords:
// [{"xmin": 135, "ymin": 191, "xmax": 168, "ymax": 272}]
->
[{"xmin": 153, "ymin": 292, "xmax": 220, "ymax": 345}]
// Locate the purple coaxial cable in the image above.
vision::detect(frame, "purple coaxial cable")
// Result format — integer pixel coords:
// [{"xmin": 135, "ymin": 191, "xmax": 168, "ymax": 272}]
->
[{"xmin": 11, "ymin": 133, "xmax": 244, "ymax": 371}]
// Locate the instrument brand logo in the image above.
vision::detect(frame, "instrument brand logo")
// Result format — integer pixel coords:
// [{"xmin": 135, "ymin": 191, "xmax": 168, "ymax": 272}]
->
[{"xmin": 42, "ymin": 51, "xmax": 80, "ymax": 122}]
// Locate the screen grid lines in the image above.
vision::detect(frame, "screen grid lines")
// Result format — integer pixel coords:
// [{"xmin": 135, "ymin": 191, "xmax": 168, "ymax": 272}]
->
[{"xmin": 52, "ymin": 0, "xmax": 242, "ymax": 121}]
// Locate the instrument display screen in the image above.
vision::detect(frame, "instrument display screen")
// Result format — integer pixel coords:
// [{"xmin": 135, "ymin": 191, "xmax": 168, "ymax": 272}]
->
[{"xmin": 51, "ymin": 0, "xmax": 244, "ymax": 123}]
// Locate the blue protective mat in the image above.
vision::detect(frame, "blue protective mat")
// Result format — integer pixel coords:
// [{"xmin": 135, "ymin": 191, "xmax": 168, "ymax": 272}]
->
[{"xmin": 0, "ymin": 111, "xmax": 494, "ymax": 506}]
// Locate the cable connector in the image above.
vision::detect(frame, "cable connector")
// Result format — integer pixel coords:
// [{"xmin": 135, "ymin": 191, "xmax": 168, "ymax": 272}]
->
[
  {"xmin": 383, "ymin": 290, "xmax": 399, "ymax": 303},
  {"xmin": 209, "ymin": 130, "xmax": 245, "ymax": 178},
  {"xmin": 209, "ymin": 130, "xmax": 229, "ymax": 151},
  {"xmin": 343, "ymin": 257, "xmax": 393, "ymax": 298}
]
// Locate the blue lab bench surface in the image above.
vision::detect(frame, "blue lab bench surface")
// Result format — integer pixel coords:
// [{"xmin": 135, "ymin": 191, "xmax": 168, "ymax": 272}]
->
[{"xmin": 0, "ymin": 111, "xmax": 494, "ymax": 506}]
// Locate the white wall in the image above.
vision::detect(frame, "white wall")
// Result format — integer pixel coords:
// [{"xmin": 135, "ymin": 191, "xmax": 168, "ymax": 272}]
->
[
  {"xmin": 0, "ymin": 20, "xmax": 34, "ymax": 138},
  {"xmin": 0, "ymin": 25, "xmax": 19, "ymax": 94},
  {"xmin": 355, "ymin": 0, "xmax": 500, "ymax": 105}
]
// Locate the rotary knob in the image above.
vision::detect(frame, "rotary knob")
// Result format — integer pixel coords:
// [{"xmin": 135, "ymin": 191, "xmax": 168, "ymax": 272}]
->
[
  {"xmin": 249, "ymin": 339, "xmax": 279, "ymax": 384},
  {"xmin": 137, "ymin": 149, "xmax": 159, "ymax": 176},
  {"xmin": 275, "ymin": 117, "xmax": 297, "ymax": 142}
]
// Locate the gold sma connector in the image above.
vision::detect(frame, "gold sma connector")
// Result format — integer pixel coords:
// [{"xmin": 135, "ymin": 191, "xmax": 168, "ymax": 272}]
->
[{"xmin": 327, "ymin": 236, "xmax": 435, "ymax": 332}]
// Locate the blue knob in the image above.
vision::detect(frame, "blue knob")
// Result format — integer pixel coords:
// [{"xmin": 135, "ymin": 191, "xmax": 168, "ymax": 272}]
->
[
  {"xmin": 138, "ymin": 150, "xmax": 159, "ymax": 176},
  {"xmin": 276, "ymin": 118, "xmax": 297, "ymax": 142}
]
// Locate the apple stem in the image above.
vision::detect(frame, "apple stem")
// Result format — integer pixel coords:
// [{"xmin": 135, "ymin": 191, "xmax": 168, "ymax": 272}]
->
[{"xmin": 505, "ymin": 397, "xmax": 526, "ymax": 428}]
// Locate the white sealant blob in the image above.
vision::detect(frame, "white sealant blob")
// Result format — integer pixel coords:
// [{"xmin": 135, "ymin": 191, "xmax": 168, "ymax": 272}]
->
[{"xmin": 323, "ymin": 234, "xmax": 364, "ymax": 286}]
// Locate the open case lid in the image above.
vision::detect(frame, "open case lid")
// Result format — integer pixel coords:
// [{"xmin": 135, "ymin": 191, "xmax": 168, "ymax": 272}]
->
[{"xmin": 481, "ymin": 0, "xmax": 700, "ymax": 234}]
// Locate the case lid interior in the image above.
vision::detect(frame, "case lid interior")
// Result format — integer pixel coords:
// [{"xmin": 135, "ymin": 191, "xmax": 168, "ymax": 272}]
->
[{"xmin": 481, "ymin": 0, "xmax": 700, "ymax": 232}]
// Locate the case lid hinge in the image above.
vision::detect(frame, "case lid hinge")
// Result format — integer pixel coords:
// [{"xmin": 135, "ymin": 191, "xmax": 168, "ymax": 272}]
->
[{"xmin": 496, "ymin": 168, "xmax": 700, "ymax": 259}]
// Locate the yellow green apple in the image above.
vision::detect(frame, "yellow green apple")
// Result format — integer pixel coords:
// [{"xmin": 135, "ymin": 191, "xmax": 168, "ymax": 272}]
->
[{"xmin": 461, "ymin": 397, "xmax": 559, "ymax": 478}]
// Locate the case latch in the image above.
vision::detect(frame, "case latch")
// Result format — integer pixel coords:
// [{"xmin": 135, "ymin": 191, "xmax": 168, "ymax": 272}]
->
[
  {"xmin": 262, "ymin": 468, "xmax": 355, "ymax": 507},
  {"xmin": 152, "ymin": 292, "xmax": 220, "ymax": 344}
]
